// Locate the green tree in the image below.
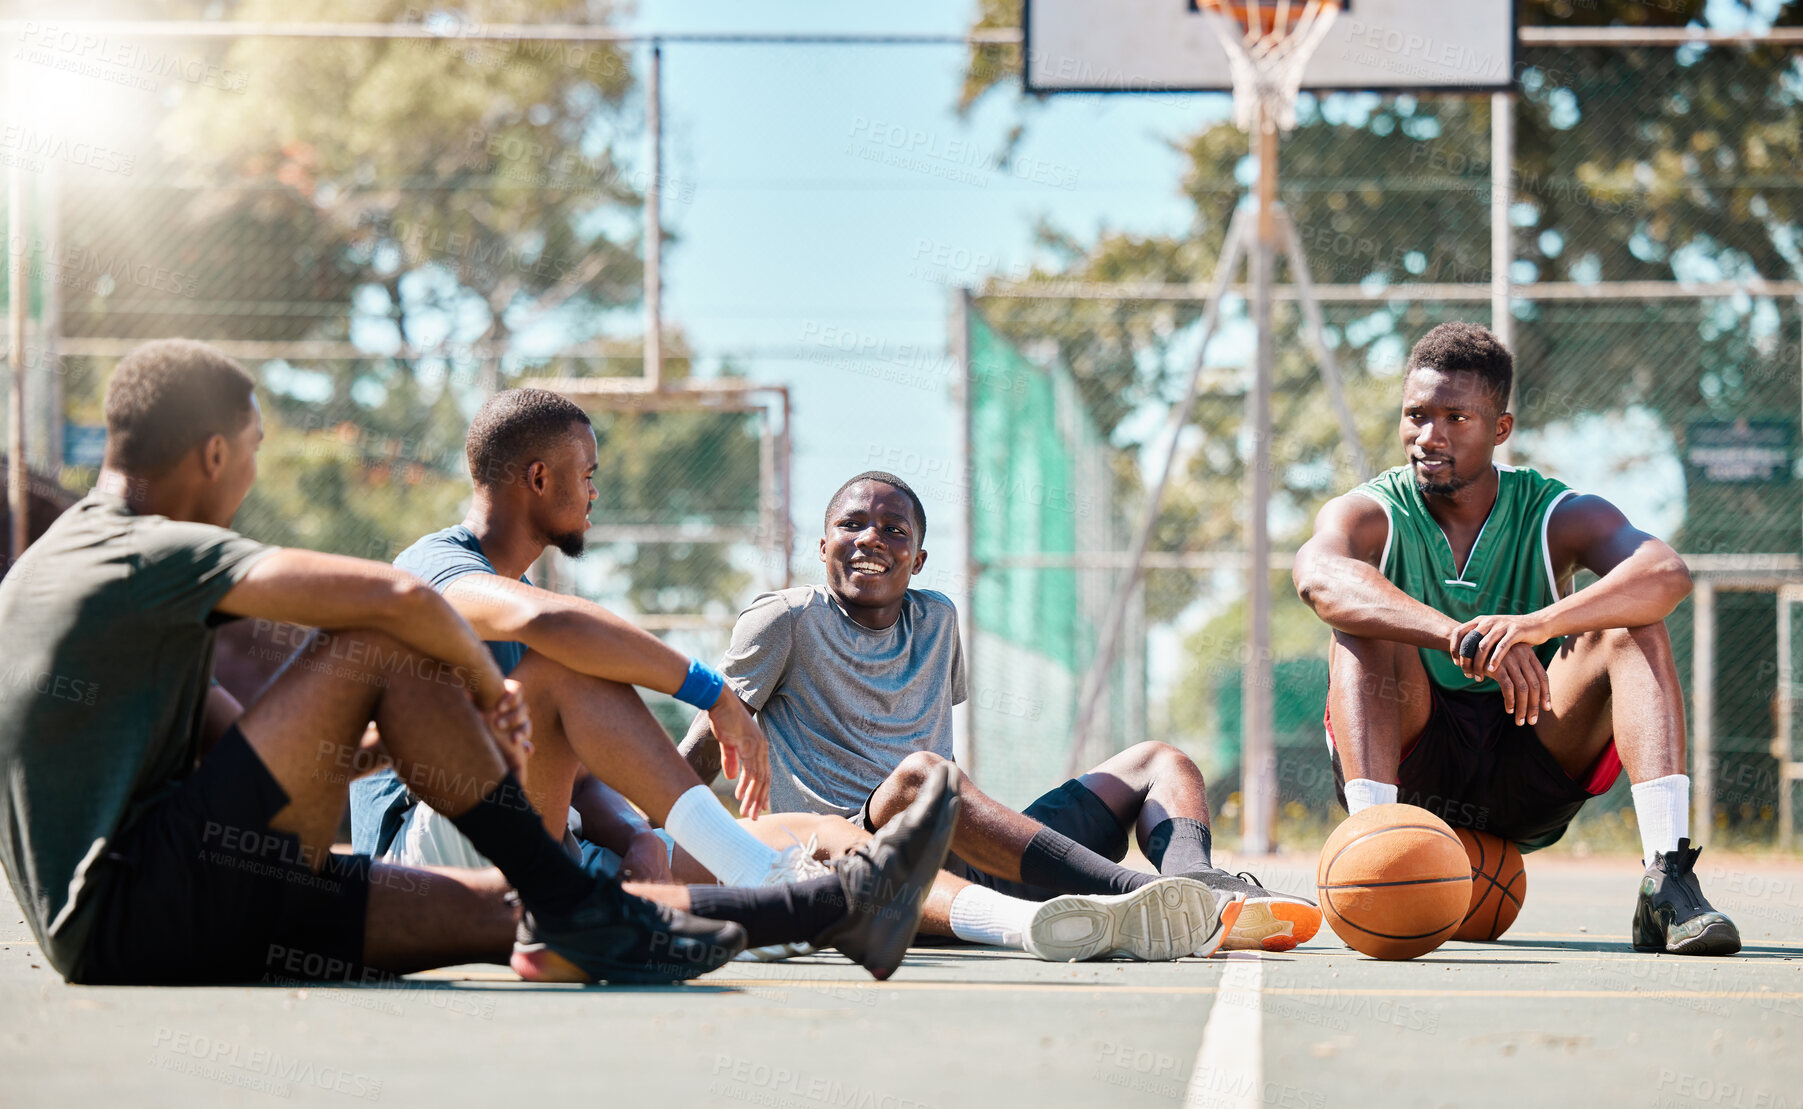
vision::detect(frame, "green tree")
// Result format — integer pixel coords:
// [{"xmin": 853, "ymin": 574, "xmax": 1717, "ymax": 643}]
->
[
  {"xmin": 49, "ymin": 0, "xmax": 763, "ymax": 612},
  {"xmin": 957, "ymin": 0, "xmax": 1803, "ymax": 796}
]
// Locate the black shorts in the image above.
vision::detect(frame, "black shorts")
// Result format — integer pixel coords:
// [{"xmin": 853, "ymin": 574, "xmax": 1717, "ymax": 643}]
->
[
  {"xmin": 1326, "ymin": 682, "xmax": 1621, "ymax": 852},
  {"xmin": 855, "ymin": 777, "xmax": 1129, "ymax": 903},
  {"xmin": 72, "ymin": 726, "xmax": 372, "ymax": 985}
]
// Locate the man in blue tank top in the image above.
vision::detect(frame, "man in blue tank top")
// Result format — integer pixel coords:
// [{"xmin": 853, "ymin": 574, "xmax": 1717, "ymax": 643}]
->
[{"xmin": 1294, "ymin": 322, "xmax": 1739, "ymax": 956}]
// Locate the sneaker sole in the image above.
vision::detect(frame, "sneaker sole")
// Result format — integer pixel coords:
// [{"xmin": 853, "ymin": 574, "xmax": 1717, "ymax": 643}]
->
[
  {"xmin": 733, "ymin": 942, "xmax": 819, "ymax": 963},
  {"xmin": 1025, "ymin": 878, "xmax": 1228, "ymax": 962},
  {"xmin": 860, "ymin": 789, "xmax": 962, "ymax": 980},
  {"xmin": 512, "ymin": 933, "xmax": 745, "ymax": 984},
  {"xmin": 1220, "ymin": 897, "xmax": 1323, "ymax": 952},
  {"xmin": 1632, "ymin": 917, "xmax": 1743, "ymax": 957}
]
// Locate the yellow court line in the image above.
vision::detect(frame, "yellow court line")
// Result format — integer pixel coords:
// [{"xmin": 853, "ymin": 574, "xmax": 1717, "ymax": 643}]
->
[
  {"xmin": 404, "ymin": 972, "xmax": 1803, "ymax": 1001},
  {"xmin": 1503, "ymin": 931, "xmax": 1803, "ymax": 948},
  {"xmin": 1263, "ymin": 987, "xmax": 1803, "ymax": 1000}
]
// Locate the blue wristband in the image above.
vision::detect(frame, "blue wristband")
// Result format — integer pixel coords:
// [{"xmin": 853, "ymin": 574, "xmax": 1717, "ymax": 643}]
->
[{"xmin": 675, "ymin": 658, "xmax": 726, "ymax": 709}]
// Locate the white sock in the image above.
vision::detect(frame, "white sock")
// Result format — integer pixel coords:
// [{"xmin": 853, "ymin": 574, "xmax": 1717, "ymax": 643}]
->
[
  {"xmin": 949, "ymin": 885, "xmax": 1037, "ymax": 949},
  {"xmin": 1342, "ymin": 778, "xmax": 1397, "ymax": 815},
  {"xmin": 663, "ymin": 785, "xmax": 781, "ymax": 886},
  {"xmin": 1631, "ymin": 774, "xmax": 1690, "ymax": 865}
]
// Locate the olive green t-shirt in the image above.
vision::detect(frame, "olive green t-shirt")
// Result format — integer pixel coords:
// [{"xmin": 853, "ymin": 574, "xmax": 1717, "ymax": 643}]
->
[{"xmin": 0, "ymin": 491, "xmax": 276, "ymax": 977}]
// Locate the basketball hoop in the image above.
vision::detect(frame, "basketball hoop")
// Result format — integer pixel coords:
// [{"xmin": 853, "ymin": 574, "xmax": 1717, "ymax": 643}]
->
[{"xmin": 1194, "ymin": 0, "xmax": 1344, "ymax": 131}]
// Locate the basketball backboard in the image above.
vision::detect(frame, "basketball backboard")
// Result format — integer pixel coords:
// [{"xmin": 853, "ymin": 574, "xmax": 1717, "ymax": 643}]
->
[{"xmin": 1023, "ymin": 0, "xmax": 1517, "ymax": 94}]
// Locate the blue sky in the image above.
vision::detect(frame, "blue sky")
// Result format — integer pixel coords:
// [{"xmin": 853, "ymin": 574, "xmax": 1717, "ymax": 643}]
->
[
  {"xmin": 618, "ymin": 0, "xmax": 1226, "ymax": 600},
  {"xmin": 610, "ymin": 0, "xmax": 1790, "ymax": 596}
]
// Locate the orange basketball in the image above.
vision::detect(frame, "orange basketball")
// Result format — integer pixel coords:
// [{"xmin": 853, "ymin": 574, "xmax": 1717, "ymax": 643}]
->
[
  {"xmin": 1316, "ymin": 803, "xmax": 1472, "ymax": 960},
  {"xmin": 1453, "ymin": 828, "xmax": 1527, "ymax": 941}
]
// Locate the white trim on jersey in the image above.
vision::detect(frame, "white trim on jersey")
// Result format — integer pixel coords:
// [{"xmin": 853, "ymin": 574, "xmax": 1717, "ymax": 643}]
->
[
  {"xmin": 1350, "ymin": 487, "xmax": 1394, "ymax": 576},
  {"xmin": 1541, "ymin": 489, "xmax": 1578, "ymax": 603}
]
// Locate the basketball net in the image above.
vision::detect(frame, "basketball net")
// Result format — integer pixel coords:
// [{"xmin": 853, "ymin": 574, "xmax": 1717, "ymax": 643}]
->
[{"xmin": 1194, "ymin": 0, "xmax": 1342, "ymax": 132}]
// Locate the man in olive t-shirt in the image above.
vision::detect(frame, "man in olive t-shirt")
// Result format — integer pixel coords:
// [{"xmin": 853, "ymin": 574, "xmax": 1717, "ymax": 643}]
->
[
  {"xmin": 0, "ymin": 490, "xmax": 276, "ymax": 975},
  {"xmin": 0, "ymin": 340, "xmax": 748, "ymax": 985}
]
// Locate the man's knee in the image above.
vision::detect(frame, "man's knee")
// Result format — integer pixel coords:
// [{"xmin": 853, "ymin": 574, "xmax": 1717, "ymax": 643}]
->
[
  {"xmin": 1118, "ymin": 741, "xmax": 1198, "ymax": 781},
  {"xmin": 1331, "ymin": 632, "xmax": 1429, "ymax": 710},
  {"xmin": 514, "ymin": 651, "xmax": 634, "ymax": 710},
  {"xmin": 304, "ymin": 627, "xmax": 403, "ymax": 661},
  {"xmin": 890, "ymin": 750, "xmax": 952, "ymax": 794},
  {"xmin": 1331, "ymin": 629, "xmax": 1408, "ymax": 668},
  {"xmin": 1576, "ymin": 623, "xmax": 1672, "ymax": 659},
  {"xmin": 291, "ymin": 628, "xmax": 422, "ymax": 690},
  {"xmin": 511, "ymin": 650, "xmax": 581, "ymax": 695}
]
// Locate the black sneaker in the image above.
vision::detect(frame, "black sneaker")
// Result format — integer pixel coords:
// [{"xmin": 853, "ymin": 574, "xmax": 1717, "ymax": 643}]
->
[
  {"xmin": 812, "ymin": 761, "xmax": 961, "ymax": 980},
  {"xmin": 1183, "ymin": 868, "xmax": 1323, "ymax": 952},
  {"xmin": 1632, "ymin": 839, "xmax": 1741, "ymax": 956},
  {"xmin": 512, "ymin": 879, "xmax": 747, "ymax": 984}
]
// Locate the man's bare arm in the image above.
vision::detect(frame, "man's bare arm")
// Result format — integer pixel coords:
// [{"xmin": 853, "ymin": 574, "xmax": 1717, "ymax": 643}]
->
[
  {"xmin": 679, "ymin": 712, "xmax": 724, "ymax": 784},
  {"xmin": 443, "ymin": 573, "xmax": 770, "ymax": 817},
  {"xmin": 1454, "ymin": 494, "xmax": 1692, "ymax": 675},
  {"xmin": 1292, "ymin": 494, "xmax": 1461, "ymax": 649},
  {"xmin": 444, "ymin": 574, "xmax": 693, "ymax": 694},
  {"xmin": 1544, "ymin": 494, "xmax": 1692, "ymax": 634},
  {"xmin": 217, "ymin": 550, "xmax": 510, "ymax": 708}
]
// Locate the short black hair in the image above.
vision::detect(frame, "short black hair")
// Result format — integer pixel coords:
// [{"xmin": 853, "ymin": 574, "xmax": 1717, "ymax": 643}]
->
[
  {"xmin": 466, "ymin": 388, "xmax": 593, "ymax": 488},
  {"xmin": 103, "ymin": 339, "xmax": 257, "ymax": 475},
  {"xmin": 1406, "ymin": 322, "xmax": 1514, "ymax": 414},
  {"xmin": 825, "ymin": 471, "xmax": 926, "ymax": 539}
]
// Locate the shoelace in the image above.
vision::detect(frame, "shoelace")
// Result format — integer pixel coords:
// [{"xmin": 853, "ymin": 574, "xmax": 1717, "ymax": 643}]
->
[
  {"xmin": 773, "ymin": 832, "xmax": 831, "ymax": 879},
  {"xmin": 1233, "ymin": 871, "xmax": 1268, "ymax": 890}
]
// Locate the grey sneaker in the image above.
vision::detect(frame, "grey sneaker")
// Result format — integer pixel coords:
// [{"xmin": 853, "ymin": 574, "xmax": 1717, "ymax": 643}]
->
[{"xmin": 1024, "ymin": 877, "xmax": 1239, "ymax": 962}]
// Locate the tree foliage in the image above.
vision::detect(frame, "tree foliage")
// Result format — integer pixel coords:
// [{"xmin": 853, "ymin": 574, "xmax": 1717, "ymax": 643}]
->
[
  {"xmin": 51, "ymin": 0, "xmax": 762, "ymax": 608},
  {"xmin": 959, "ymin": 0, "xmax": 1803, "ymax": 754}
]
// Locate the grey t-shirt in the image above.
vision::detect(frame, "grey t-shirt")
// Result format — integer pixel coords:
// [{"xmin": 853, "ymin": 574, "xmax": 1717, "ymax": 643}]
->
[
  {"xmin": 0, "ymin": 491, "xmax": 275, "ymax": 976},
  {"xmin": 721, "ymin": 585, "xmax": 966, "ymax": 818}
]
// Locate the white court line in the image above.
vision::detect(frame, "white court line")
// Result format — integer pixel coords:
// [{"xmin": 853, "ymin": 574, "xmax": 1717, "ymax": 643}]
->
[{"xmin": 1184, "ymin": 952, "xmax": 1263, "ymax": 1109}]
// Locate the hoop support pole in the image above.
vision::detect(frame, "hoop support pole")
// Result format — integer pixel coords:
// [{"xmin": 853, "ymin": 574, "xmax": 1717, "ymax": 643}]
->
[{"xmin": 1064, "ymin": 207, "xmax": 1251, "ymax": 777}]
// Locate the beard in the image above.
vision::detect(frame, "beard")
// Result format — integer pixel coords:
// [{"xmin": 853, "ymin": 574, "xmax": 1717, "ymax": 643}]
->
[
  {"xmin": 1413, "ymin": 460, "xmax": 1474, "ymax": 499},
  {"xmin": 549, "ymin": 529, "xmax": 587, "ymax": 558}
]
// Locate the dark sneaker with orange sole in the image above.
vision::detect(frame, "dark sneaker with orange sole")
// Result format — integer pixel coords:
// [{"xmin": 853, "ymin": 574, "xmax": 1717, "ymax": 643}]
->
[
  {"xmin": 812, "ymin": 761, "xmax": 961, "ymax": 980},
  {"xmin": 1632, "ymin": 839, "xmax": 1741, "ymax": 956},
  {"xmin": 513, "ymin": 881, "xmax": 747, "ymax": 984}
]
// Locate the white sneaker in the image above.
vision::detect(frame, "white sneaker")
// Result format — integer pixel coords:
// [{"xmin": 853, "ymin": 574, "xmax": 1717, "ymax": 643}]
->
[
  {"xmin": 1023, "ymin": 877, "xmax": 1240, "ymax": 962},
  {"xmin": 735, "ymin": 837, "xmax": 833, "ymax": 962},
  {"xmin": 761, "ymin": 838, "xmax": 832, "ymax": 885}
]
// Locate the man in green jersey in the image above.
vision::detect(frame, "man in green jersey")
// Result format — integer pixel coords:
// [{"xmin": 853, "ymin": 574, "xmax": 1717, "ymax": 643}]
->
[{"xmin": 1293, "ymin": 322, "xmax": 1740, "ymax": 956}]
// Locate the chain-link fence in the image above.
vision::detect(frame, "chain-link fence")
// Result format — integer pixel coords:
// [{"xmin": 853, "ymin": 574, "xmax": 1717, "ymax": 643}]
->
[
  {"xmin": 967, "ymin": 37, "xmax": 1803, "ymax": 849},
  {"xmin": 0, "ymin": 15, "xmax": 791, "ymax": 732},
  {"xmin": 3, "ymin": 16, "xmax": 1801, "ymax": 842}
]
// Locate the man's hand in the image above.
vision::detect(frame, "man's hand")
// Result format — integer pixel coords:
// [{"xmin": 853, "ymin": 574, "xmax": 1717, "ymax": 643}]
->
[
  {"xmin": 1451, "ymin": 613, "xmax": 1554, "ymax": 681},
  {"xmin": 620, "ymin": 830, "xmax": 674, "ymax": 884},
  {"xmin": 1451, "ymin": 616, "xmax": 1553, "ymax": 726},
  {"xmin": 708, "ymin": 692, "xmax": 770, "ymax": 820},
  {"xmin": 481, "ymin": 677, "xmax": 533, "ymax": 783}
]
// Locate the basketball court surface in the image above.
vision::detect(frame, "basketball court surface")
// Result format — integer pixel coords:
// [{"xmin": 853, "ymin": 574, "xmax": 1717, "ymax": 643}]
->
[{"xmin": 6, "ymin": 850, "xmax": 1797, "ymax": 1107}]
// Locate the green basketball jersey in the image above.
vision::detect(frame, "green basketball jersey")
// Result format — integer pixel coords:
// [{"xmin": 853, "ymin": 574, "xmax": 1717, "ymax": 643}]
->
[{"xmin": 1352, "ymin": 464, "xmax": 1577, "ymax": 693}]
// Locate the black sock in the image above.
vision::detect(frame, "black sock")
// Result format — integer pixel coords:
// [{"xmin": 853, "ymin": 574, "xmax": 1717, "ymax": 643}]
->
[
  {"xmin": 446, "ymin": 773, "xmax": 592, "ymax": 916},
  {"xmin": 1145, "ymin": 817, "xmax": 1213, "ymax": 875},
  {"xmin": 686, "ymin": 874, "xmax": 847, "ymax": 948},
  {"xmin": 1018, "ymin": 827, "xmax": 1153, "ymax": 896}
]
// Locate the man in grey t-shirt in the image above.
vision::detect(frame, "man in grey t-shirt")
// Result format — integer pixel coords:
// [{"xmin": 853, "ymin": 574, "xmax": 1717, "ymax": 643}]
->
[
  {"xmin": 683, "ymin": 471, "xmax": 1322, "ymax": 953},
  {"xmin": 720, "ymin": 582, "xmax": 965, "ymax": 820}
]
